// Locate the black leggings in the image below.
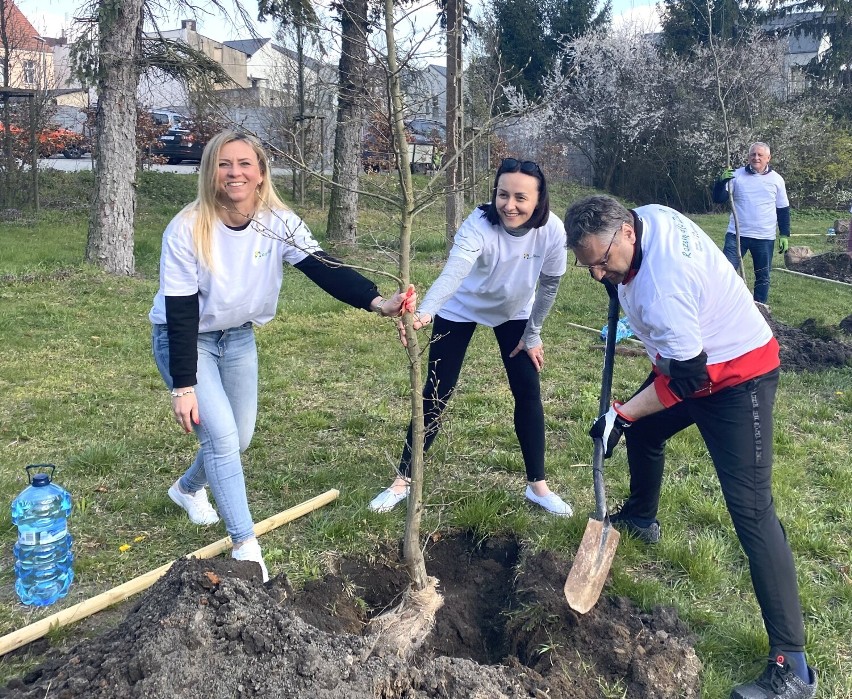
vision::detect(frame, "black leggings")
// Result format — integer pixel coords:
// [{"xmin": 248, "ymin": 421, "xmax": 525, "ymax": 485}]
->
[
  {"xmin": 624, "ymin": 368, "xmax": 806, "ymax": 652},
  {"xmin": 397, "ymin": 315, "xmax": 546, "ymax": 482}
]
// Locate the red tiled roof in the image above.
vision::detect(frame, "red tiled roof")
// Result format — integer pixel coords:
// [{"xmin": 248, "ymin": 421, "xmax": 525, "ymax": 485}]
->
[{"xmin": 4, "ymin": 1, "xmax": 54, "ymax": 52}]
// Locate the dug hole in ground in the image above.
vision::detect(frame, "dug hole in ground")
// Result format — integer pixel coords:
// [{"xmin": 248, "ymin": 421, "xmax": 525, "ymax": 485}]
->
[{"xmin": 1, "ymin": 533, "xmax": 702, "ymax": 699}]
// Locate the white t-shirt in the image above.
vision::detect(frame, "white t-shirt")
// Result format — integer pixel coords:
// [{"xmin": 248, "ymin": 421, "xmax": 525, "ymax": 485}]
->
[
  {"xmin": 725, "ymin": 167, "xmax": 789, "ymax": 240},
  {"xmin": 621, "ymin": 205, "xmax": 772, "ymax": 364},
  {"xmin": 149, "ymin": 207, "xmax": 321, "ymax": 332},
  {"xmin": 436, "ymin": 209, "xmax": 567, "ymax": 326}
]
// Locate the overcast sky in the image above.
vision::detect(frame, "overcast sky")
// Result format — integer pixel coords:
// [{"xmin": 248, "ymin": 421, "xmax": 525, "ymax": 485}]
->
[{"xmin": 19, "ymin": 0, "xmax": 661, "ymax": 45}]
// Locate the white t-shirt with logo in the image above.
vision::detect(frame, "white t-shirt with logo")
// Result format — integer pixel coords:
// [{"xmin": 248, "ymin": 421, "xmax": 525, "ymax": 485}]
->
[
  {"xmin": 436, "ymin": 209, "xmax": 567, "ymax": 326},
  {"xmin": 621, "ymin": 204, "xmax": 772, "ymax": 364},
  {"xmin": 725, "ymin": 167, "xmax": 789, "ymax": 240},
  {"xmin": 149, "ymin": 207, "xmax": 321, "ymax": 332}
]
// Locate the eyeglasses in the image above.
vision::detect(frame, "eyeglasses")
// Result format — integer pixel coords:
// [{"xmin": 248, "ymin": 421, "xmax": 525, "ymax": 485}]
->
[
  {"xmin": 500, "ymin": 158, "xmax": 541, "ymax": 175},
  {"xmin": 574, "ymin": 223, "xmax": 623, "ymax": 269}
]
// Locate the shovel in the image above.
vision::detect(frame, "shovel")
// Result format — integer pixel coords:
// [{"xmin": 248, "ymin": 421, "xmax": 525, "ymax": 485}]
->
[{"xmin": 564, "ymin": 280, "xmax": 622, "ymax": 613}]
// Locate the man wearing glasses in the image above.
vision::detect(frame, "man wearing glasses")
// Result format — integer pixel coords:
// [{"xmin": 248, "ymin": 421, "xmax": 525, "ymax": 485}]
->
[{"xmin": 564, "ymin": 195, "xmax": 815, "ymax": 699}]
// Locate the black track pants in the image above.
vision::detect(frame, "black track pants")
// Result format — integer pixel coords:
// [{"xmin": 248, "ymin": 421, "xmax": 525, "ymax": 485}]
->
[
  {"xmin": 398, "ymin": 315, "xmax": 546, "ymax": 482},
  {"xmin": 623, "ymin": 368, "xmax": 806, "ymax": 651}
]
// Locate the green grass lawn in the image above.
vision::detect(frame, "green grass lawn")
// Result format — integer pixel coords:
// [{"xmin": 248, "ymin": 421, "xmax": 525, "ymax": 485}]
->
[{"xmin": 0, "ymin": 169, "xmax": 850, "ymax": 697}]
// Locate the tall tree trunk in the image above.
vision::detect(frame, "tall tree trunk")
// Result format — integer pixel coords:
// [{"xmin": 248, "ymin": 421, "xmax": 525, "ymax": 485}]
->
[
  {"xmin": 85, "ymin": 0, "xmax": 143, "ymax": 275},
  {"xmin": 444, "ymin": 0, "xmax": 464, "ymax": 251},
  {"xmin": 326, "ymin": 0, "xmax": 368, "ymax": 244}
]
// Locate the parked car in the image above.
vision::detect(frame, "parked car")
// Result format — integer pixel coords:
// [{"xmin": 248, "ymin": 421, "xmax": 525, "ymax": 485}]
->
[
  {"xmin": 361, "ymin": 118, "xmax": 445, "ymax": 174},
  {"xmin": 151, "ymin": 127, "xmax": 205, "ymax": 164},
  {"xmin": 149, "ymin": 110, "xmax": 188, "ymax": 129}
]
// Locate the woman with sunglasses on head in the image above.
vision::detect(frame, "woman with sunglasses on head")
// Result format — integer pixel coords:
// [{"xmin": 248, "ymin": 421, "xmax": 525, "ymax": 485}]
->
[
  {"xmin": 150, "ymin": 130, "xmax": 414, "ymax": 581},
  {"xmin": 368, "ymin": 158, "xmax": 572, "ymax": 516}
]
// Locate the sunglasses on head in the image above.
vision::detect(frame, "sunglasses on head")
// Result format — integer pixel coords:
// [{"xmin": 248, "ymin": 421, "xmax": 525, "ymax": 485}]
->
[{"xmin": 500, "ymin": 158, "xmax": 541, "ymax": 175}]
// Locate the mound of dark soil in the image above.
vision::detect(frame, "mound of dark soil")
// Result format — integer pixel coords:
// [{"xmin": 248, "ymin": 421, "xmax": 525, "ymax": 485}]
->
[
  {"xmin": 1, "ymin": 533, "xmax": 701, "ymax": 699},
  {"xmin": 758, "ymin": 306, "xmax": 852, "ymax": 371},
  {"xmin": 770, "ymin": 318, "xmax": 852, "ymax": 371},
  {"xmin": 787, "ymin": 251, "xmax": 852, "ymax": 284}
]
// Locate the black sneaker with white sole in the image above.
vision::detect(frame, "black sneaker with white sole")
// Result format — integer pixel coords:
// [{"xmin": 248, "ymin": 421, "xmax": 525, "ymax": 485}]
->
[{"xmin": 730, "ymin": 655, "xmax": 817, "ymax": 699}]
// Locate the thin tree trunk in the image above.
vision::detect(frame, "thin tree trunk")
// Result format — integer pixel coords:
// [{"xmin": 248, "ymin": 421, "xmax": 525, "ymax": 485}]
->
[
  {"xmin": 382, "ymin": 0, "xmax": 427, "ymax": 593},
  {"xmin": 706, "ymin": 1, "xmax": 746, "ymax": 281},
  {"xmin": 85, "ymin": 0, "xmax": 143, "ymax": 275},
  {"xmin": 296, "ymin": 25, "xmax": 306, "ymax": 206},
  {"xmin": 326, "ymin": 0, "xmax": 367, "ymax": 244},
  {"xmin": 444, "ymin": 0, "xmax": 464, "ymax": 251}
]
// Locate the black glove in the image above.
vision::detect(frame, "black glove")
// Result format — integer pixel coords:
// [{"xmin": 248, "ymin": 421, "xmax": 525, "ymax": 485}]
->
[{"xmin": 589, "ymin": 402, "xmax": 634, "ymax": 458}]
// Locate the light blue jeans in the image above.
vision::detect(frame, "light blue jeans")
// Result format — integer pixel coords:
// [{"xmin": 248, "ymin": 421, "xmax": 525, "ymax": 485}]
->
[{"xmin": 152, "ymin": 322, "xmax": 258, "ymax": 544}]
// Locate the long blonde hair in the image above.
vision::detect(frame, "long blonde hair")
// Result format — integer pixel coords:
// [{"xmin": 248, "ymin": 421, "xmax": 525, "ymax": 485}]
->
[{"xmin": 178, "ymin": 130, "xmax": 289, "ymax": 270}]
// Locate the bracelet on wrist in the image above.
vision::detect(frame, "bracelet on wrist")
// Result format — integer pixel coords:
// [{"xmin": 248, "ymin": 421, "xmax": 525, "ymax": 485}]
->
[
  {"xmin": 170, "ymin": 387, "xmax": 195, "ymax": 398},
  {"xmin": 374, "ymin": 298, "xmax": 387, "ymax": 315}
]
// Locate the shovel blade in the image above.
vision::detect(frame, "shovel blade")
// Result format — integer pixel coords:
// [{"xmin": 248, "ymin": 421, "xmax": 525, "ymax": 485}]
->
[{"xmin": 564, "ymin": 517, "xmax": 620, "ymax": 614}]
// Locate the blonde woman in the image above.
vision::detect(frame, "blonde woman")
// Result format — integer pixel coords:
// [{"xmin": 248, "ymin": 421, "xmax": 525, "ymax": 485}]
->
[{"xmin": 150, "ymin": 131, "xmax": 412, "ymax": 580}]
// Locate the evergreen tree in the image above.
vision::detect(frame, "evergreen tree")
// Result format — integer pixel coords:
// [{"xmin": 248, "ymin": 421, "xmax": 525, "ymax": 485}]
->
[
  {"xmin": 660, "ymin": 0, "xmax": 765, "ymax": 55},
  {"xmin": 493, "ymin": 0, "xmax": 609, "ymax": 100}
]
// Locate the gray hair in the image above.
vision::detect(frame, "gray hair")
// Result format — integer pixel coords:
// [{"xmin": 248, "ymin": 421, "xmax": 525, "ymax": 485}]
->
[
  {"xmin": 749, "ymin": 142, "xmax": 771, "ymax": 156},
  {"xmin": 564, "ymin": 195, "xmax": 631, "ymax": 249}
]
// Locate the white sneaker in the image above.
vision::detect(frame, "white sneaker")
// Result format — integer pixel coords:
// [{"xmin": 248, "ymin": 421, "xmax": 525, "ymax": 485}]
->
[
  {"xmin": 525, "ymin": 485, "xmax": 573, "ymax": 517},
  {"xmin": 368, "ymin": 486, "xmax": 409, "ymax": 513},
  {"xmin": 232, "ymin": 538, "xmax": 269, "ymax": 582},
  {"xmin": 168, "ymin": 480, "xmax": 220, "ymax": 525}
]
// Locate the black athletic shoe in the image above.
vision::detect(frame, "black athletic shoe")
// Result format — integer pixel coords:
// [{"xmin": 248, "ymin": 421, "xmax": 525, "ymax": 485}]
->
[
  {"xmin": 730, "ymin": 655, "xmax": 818, "ymax": 699},
  {"xmin": 608, "ymin": 503, "xmax": 661, "ymax": 544}
]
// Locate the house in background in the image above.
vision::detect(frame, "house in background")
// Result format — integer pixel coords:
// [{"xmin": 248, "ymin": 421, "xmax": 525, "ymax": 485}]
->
[
  {"xmin": 0, "ymin": 1, "xmax": 54, "ymax": 93},
  {"xmin": 402, "ymin": 64, "xmax": 446, "ymax": 122},
  {"xmin": 42, "ymin": 36, "xmax": 93, "ymax": 133},
  {"xmin": 762, "ymin": 12, "xmax": 831, "ymax": 98},
  {"xmin": 139, "ymin": 19, "xmax": 251, "ymax": 111},
  {"xmin": 219, "ymin": 37, "xmax": 335, "ymax": 162}
]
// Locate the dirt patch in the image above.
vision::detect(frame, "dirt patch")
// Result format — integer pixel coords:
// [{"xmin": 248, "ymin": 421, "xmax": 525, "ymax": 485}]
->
[
  {"xmin": 1, "ymin": 533, "xmax": 701, "ymax": 699},
  {"xmin": 786, "ymin": 250, "xmax": 852, "ymax": 284},
  {"xmin": 756, "ymin": 305, "xmax": 852, "ymax": 372}
]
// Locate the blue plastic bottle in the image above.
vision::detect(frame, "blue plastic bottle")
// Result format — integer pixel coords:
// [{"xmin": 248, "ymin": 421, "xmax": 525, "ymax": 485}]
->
[{"xmin": 11, "ymin": 465, "xmax": 74, "ymax": 606}]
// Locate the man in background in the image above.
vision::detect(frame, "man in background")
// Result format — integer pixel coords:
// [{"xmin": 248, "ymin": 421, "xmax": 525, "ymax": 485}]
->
[{"xmin": 713, "ymin": 142, "xmax": 791, "ymax": 304}]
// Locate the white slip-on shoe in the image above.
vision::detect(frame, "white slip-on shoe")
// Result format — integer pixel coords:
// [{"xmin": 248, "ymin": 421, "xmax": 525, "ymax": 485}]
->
[
  {"xmin": 368, "ymin": 486, "xmax": 409, "ymax": 513},
  {"xmin": 525, "ymin": 485, "xmax": 573, "ymax": 517},
  {"xmin": 168, "ymin": 480, "xmax": 220, "ymax": 525},
  {"xmin": 232, "ymin": 538, "xmax": 269, "ymax": 582}
]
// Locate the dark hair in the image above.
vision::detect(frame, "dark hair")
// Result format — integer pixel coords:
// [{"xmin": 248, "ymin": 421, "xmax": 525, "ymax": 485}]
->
[
  {"xmin": 564, "ymin": 195, "xmax": 631, "ymax": 249},
  {"xmin": 481, "ymin": 158, "xmax": 550, "ymax": 229}
]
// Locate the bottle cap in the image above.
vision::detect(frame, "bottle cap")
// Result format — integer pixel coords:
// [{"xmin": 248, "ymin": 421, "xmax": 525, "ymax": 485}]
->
[{"xmin": 31, "ymin": 474, "xmax": 51, "ymax": 487}]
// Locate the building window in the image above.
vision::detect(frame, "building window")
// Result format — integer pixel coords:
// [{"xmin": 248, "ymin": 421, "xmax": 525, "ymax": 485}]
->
[
  {"xmin": 23, "ymin": 60, "xmax": 36, "ymax": 85},
  {"xmin": 788, "ymin": 66, "xmax": 807, "ymax": 97}
]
